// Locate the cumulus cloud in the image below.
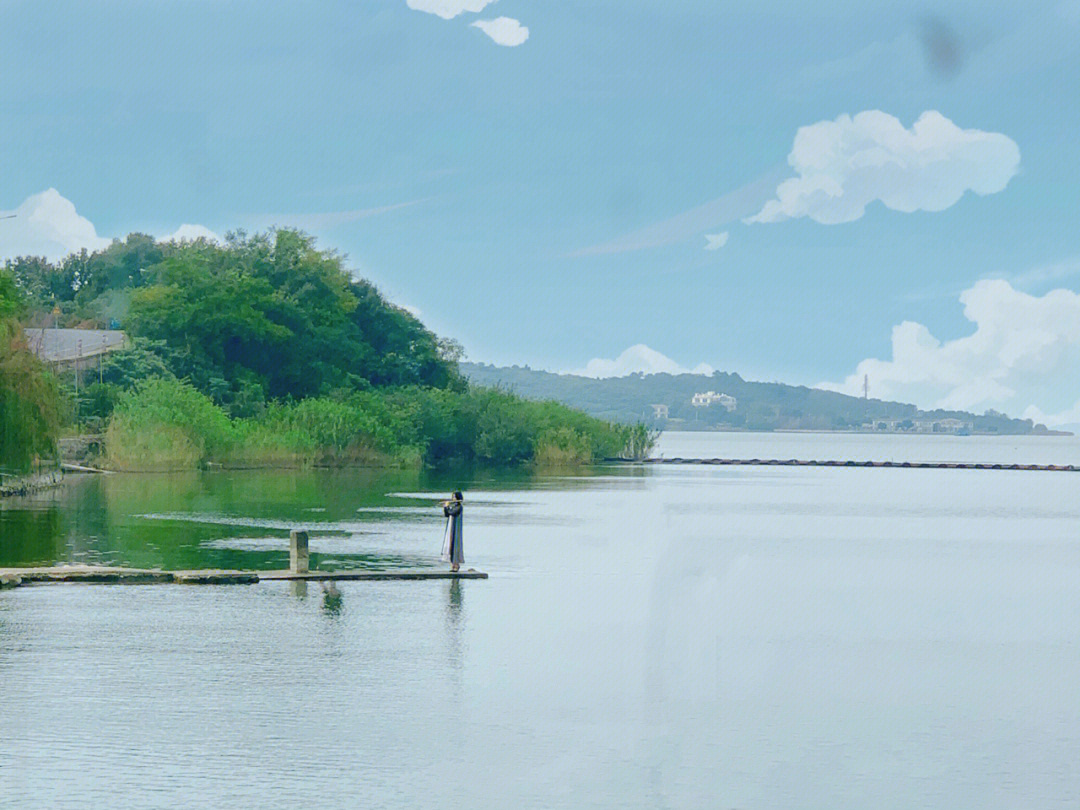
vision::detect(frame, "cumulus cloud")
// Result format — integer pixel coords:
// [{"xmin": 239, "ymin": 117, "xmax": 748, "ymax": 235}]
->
[
  {"xmin": 163, "ymin": 223, "xmax": 222, "ymax": 243},
  {"xmin": 747, "ymin": 110, "xmax": 1020, "ymax": 225},
  {"xmin": 1, "ymin": 189, "xmax": 227, "ymax": 261},
  {"xmin": 575, "ymin": 344, "xmax": 714, "ymax": 378},
  {"xmin": 1022, "ymin": 401, "xmax": 1080, "ymax": 431},
  {"xmin": 471, "ymin": 17, "xmax": 529, "ymax": 46},
  {"xmin": 704, "ymin": 232, "xmax": 729, "ymax": 251},
  {"xmin": 819, "ymin": 279, "xmax": 1080, "ymax": 424},
  {"xmin": 406, "ymin": 0, "xmax": 497, "ymax": 19},
  {"xmin": 0, "ymin": 188, "xmax": 110, "ymax": 262}
]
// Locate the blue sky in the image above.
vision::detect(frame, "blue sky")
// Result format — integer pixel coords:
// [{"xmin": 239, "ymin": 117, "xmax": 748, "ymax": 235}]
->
[{"xmin": 4, "ymin": 1, "xmax": 1080, "ymax": 423}]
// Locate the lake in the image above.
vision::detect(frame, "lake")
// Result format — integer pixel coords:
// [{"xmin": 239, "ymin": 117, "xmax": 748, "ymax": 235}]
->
[{"xmin": 2, "ymin": 431, "xmax": 1080, "ymax": 808}]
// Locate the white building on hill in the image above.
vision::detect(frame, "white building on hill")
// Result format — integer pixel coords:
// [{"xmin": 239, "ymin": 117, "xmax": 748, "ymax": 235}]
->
[{"xmin": 691, "ymin": 391, "xmax": 736, "ymax": 411}]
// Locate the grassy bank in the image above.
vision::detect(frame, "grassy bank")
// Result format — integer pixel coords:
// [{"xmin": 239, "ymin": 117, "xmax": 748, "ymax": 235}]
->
[{"xmin": 104, "ymin": 378, "xmax": 654, "ymax": 471}]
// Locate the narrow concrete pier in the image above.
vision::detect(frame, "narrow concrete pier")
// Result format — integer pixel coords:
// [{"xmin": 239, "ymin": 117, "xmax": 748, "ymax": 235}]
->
[
  {"xmin": 6, "ymin": 566, "xmax": 174, "ymax": 584},
  {"xmin": 0, "ymin": 565, "xmax": 488, "ymax": 589}
]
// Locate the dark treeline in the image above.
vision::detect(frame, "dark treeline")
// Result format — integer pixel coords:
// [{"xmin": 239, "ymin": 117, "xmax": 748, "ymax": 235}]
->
[{"xmin": 2, "ymin": 231, "xmax": 650, "ymax": 472}]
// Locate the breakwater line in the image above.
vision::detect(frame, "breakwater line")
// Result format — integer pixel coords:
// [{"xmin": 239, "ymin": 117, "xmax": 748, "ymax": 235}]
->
[{"xmin": 610, "ymin": 458, "xmax": 1080, "ymax": 471}]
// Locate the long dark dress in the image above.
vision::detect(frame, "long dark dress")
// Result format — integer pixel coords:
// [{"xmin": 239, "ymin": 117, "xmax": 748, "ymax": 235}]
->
[{"xmin": 440, "ymin": 500, "xmax": 464, "ymax": 565}]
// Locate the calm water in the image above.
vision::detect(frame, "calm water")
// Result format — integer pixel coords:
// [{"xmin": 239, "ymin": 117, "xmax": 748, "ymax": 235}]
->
[{"xmin": 2, "ymin": 432, "xmax": 1080, "ymax": 809}]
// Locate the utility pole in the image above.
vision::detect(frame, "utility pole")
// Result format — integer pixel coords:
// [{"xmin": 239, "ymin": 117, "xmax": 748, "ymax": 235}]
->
[{"xmin": 863, "ymin": 374, "xmax": 869, "ymax": 399}]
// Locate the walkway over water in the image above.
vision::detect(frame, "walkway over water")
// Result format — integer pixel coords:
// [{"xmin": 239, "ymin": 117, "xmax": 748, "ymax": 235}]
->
[
  {"xmin": 0, "ymin": 565, "xmax": 488, "ymax": 588},
  {"xmin": 617, "ymin": 457, "xmax": 1080, "ymax": 471}
]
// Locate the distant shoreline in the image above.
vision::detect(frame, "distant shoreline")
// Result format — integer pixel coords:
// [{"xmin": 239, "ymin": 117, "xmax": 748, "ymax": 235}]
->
[{"xmin": 657, "ymin": 426, "xmax": 1075, "ymax": 437}]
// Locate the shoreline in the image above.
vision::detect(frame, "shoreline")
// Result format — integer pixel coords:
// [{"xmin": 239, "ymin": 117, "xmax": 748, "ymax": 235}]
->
[
  {"xmin": 0, "ymin": 469, "xmax": 64, "ymax": 498},
  {"xmin": 656, "ymin": 426, "xmax": 1074, "ymax": 437}
]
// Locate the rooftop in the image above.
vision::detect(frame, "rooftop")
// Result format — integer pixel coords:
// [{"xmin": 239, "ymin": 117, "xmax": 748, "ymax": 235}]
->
[{"xmin": 23, "ymin": 328, "xmax": 127, "ymax": 363}]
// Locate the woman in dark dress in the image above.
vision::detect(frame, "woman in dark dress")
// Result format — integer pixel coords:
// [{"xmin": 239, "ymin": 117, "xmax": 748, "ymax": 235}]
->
[{"xmin": 440, "ymin": 491, "xmax": 464, "ymax": 572}]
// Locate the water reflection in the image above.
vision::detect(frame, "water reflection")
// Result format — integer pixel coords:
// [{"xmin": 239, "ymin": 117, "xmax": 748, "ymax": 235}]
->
[
  {"xmin": 0, "ymin": 465, "xmax": 639, "ymax": 572},
  {"xmin": 0, "ymin": 505, "xmax": 65, "ymax": 565},
  {"xmin": 290, "ymin": 580, "xmax": 309, "ymax": 600},
  {"xmin": 444, "ymin": 579, "xmax": 465, "ymax": 696},
  {"xmin": 4, "ymin": 438, "xmax": 1080, "ymax": 808},
  {"xmin": 321, "ymin": 581, "xmax": 344, "ymax": 617}
]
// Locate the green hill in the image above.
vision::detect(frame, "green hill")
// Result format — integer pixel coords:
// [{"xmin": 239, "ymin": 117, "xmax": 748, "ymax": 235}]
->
[{"xmin": 461, "ymin": 363, "xmax": 1047, "ymax": 435}]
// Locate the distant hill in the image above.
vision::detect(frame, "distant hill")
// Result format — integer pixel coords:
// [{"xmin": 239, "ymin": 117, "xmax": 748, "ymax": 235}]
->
[{"xmin": 461, "ymin": 363, "xmax": 1050, "ymax": 435}]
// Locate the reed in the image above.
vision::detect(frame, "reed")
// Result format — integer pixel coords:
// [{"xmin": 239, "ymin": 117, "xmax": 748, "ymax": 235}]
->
[{"xmin": 102, "ymin": 377, "xmax": 655, "ymax": 471}]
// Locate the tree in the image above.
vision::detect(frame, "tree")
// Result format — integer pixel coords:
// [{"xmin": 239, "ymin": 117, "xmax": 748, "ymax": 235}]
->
[{"xmin": 0, "ymin": 268, "xmax": 61, "ymax": 472}]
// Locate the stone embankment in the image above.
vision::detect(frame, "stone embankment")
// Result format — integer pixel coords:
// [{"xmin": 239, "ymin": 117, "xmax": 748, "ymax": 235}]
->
[{"xmin": 0, "ymin": 469, "xmax": 64, "ymax": 497}]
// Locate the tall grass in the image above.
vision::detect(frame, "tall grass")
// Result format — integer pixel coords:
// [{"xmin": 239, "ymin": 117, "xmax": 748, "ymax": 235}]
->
[
  {"xmin": 103, "ymin": 377, "xmax": 655, "ymax": 471},
  {"xmin": 106, "ymin": 377, "xmax": 234, "ymax": 471}
]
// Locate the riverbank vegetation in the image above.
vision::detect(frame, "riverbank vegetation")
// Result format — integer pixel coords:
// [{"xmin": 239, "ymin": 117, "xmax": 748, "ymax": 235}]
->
[
  {"xmin": 104, "ymin": 378, "xmax": 650, "ymax": 471},
  {"xmin": 4, "ymin": 231, "xmax": 653, "ymax": 472},
  {"xmin": 1, "ymin": 268, "xmax": 61, "ymax": 473}
]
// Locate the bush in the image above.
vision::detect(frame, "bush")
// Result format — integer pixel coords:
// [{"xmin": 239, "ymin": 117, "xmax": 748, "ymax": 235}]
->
[
  {"xmin": 101, "ymin": 381, "xmax": 655, "ymax": 471},
  {"xmin": 106, "ymin": 378, "xmax": 236, "ymax": 470},
  {"xmin": 0, "ymin": 319, "xmax": 62, "ymax": 472},
  {"xmin": 1, "ymin": 269, "xmax": 62, "ymax": 473},
  {"xmin": 534, "ymin": 426, "xmax": 593, "ymax": 466}
]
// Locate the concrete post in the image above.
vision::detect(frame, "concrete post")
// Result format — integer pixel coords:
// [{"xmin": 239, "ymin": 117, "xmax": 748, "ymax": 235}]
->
[{"xmin": 289, "ymin": 530, "xmax": 309, "ymax": 574}]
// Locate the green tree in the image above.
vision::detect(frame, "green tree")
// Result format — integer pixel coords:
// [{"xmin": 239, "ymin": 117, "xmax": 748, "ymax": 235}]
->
[{"xmin": 0, "ymin": 269, "xmax": 62, "ymax": 472}]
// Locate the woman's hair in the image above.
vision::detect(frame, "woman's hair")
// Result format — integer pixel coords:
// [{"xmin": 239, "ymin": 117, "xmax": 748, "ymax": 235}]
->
[{"xmin": 452, "ymin": 490, "xmax": 463, "ymax": 500}]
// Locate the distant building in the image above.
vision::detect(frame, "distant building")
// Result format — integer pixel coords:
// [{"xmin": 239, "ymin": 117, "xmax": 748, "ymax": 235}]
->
[
  {"xmin": 23, "ymin": 328, "xmax": 128, "ymax": 371},
  {"xmin": 691, "ymin": 391, "xmax": 736, "ymax": 411},
  {"xmin": 930, "ymin": 417, "xmax": 972, "ymax": 433},
  {"xmin": 651, "ymin": 404, "xmax": 669, "ymax": 419}
]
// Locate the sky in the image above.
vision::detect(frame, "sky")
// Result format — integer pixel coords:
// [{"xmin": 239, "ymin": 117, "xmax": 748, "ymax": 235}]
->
[{"xmin": 3, "ymin": 1, "xmax": 1080, "ymax": 425}]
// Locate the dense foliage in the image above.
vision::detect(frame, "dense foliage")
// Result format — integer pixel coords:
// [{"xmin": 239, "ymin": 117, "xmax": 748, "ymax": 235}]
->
[
  {"xmin": 462, "ymin": 363, "xmax": 1046, "ymax": 435},
  {"xmin": 0, "ymin": 268, "xmax": 61, "ymax": 472},
  {"xmin": 10, "ymin": 230, "xmax": 461, "ymax": 416},
  {"xmin": 105, "ymin": 378, "xmax": 650, "ymax": 471},
  {"xmin": 5, "ymin": 231, "xmax": 652, "ymax": 470}
]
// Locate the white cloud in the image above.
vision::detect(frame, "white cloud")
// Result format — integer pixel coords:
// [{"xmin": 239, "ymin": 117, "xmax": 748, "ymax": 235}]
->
[
  {"xmin": 0, "ymin": 188, "xmax": 110, "ymax": 262},
  {"xmin": 819, "ymin": 279, "xmax": 1080, "ymax": 424},
  {"xmin": 575, "ymin": 344, "xmax": 714, "ymax": 378},
  {"xmin": 406, "ymin": 0, "xmax": 497, "ymax": 19},
  {"xmin": 1022, "ymin": 402, "xmax": 1080, "ymax": 431},
  {"xmin": 471, "ymin": 17, "xmax": 528, "ymax": 46},
  {"xmin": 747, "ymin": 110, "xmax": 1020, "ymax": 225},
  {"xmin": 163, "ymin": 223, "xmax": 221, "ymax": 243},
  {"xmin": 704, "ymin": 232, "xmax": 729, "ymax": 251},
  {"xmin": 1, "ymin": 189, "xmax": 228, "ymax": 261}
]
